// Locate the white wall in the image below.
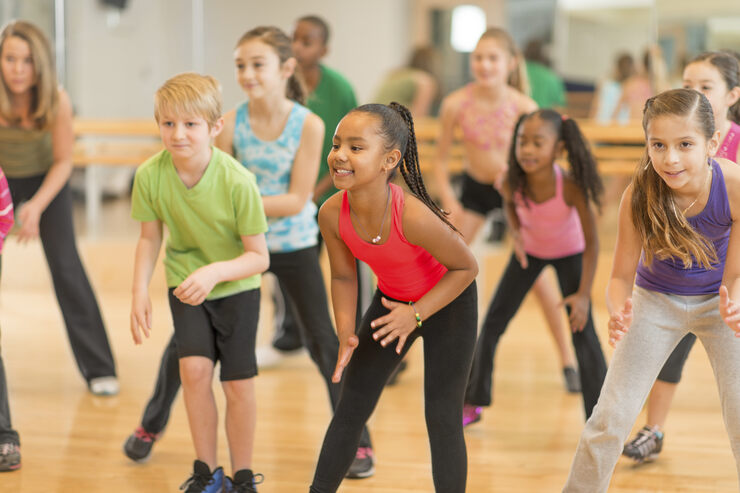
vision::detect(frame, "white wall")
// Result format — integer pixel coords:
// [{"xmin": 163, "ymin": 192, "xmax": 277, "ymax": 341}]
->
[{"xmin": 65, "ymin": 0, "xmax": 411, "ymax": 118}]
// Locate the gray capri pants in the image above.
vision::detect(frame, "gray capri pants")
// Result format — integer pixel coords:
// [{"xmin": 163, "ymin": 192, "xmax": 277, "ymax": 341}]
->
[{"xmin": 563, "ymin": 286, "xmax": 740, "ymax": 493}]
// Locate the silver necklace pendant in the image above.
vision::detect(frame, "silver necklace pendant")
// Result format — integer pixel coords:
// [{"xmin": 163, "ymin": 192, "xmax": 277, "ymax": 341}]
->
[{"xmin": 371, "ymin": 235, "xmax": 381, "ymax": 244}]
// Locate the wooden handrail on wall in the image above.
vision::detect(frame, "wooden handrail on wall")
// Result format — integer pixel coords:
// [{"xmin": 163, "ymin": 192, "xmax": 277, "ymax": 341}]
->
[{"xmin": 71, "ymin": 117, "xmax": 645, "ymax": 176}]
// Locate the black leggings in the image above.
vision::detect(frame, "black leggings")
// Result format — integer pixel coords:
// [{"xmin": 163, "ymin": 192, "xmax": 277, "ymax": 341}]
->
[
  {"xmin": 138, "ymin": 246, "xmax": 371, "ymax": 447},
  {"xmin": 310, "ymin": 282, "xmax": 478, "ymax": 493},
  {"xmin": 465, "ymin": 253, "xmax": 607, "ymax": 419},
  {"xmin": 6, "ymin": 176, "xmax": 115, "ymax": 381},
  {"xmin": 656, "ymin": 333, "xmax": 696, "ymax": 383}
]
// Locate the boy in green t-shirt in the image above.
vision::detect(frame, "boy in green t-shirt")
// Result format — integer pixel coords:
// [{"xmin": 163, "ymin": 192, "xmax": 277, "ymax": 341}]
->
[{"xmin": 130, "ymin": 73, "xmax": 269, "ymax": 493}]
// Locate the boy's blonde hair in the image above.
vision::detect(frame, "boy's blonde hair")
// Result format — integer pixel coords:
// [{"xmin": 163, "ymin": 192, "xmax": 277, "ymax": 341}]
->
[
  {"xmin": 154, "ymin": 73, "xmax": 222, "ymax": 127},
  {"xmin": 0, "ymin": 20, "xmax": 58, "ymax": 129}
]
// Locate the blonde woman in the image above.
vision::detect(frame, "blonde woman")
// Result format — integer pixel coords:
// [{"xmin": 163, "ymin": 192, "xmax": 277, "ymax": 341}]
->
[{"xmin": 0, "ymin": 21, "xmax": 117, "ymax": 395}]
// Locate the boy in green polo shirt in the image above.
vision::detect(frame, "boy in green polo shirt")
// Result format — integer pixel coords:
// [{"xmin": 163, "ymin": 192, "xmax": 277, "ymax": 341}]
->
[{"xmin": 130, "ymin": 73, "xmax": 269, "ymax": 493}]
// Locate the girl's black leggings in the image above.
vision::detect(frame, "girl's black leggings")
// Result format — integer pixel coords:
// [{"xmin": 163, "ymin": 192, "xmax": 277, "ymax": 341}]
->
[
  {"xmin": 465, "ymin": 253, "xmax": 607, "ymax": 419},
  {"xmin": 310, "ymin": 281, "xmax": 478, "ymax": 493}
]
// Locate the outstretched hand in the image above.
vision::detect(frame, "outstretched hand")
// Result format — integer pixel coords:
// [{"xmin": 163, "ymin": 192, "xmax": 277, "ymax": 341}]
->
[
  {"xmin": 608, "ymin": 298, "xmax": 633, "ymax": 348},
  {"xmin": 370, "ymin": 297, "xmax": 418, "ymax": 354},
  {"xmin": 332, "ymin": 334, "xmax": 359, "ymax": 383},
  {"xmin": 719, "ymin": 285, "xmax": 740, "ymax": 336}
]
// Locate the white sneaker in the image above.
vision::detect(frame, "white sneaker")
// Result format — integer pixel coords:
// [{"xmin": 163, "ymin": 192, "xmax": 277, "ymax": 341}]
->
[
  {"xmin": 256, "ymin": 345, "xmax": 306, "ymax": 369},
  {"xmin": 88, "ymin": 376, "xmax": 120, "ymax": 396}
]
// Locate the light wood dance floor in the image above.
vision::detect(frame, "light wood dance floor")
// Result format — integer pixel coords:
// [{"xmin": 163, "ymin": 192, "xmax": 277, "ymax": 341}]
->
[{"xmin": 0, "ymin": 196, "xmax": 736, "ymax": 492}]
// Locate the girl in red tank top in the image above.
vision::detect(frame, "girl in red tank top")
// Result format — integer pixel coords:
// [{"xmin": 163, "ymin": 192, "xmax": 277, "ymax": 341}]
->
[{"xmin": 309, "ymin": 103, "xmax": 478, "ymax": 493}]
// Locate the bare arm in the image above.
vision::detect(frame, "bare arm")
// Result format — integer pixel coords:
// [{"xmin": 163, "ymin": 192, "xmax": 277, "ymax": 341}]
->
[
  {"xmin": 563, "ymin": 178, "xmax": 600, "ymax": 331},
  {"xmin": 130, "ymin": 220, "xmax": 164, "ymax": 345},
  {"xmin": 606, "ymin": 185, "xmax": 641, "ymax": 346},
  {"xmin": 718, "ymin": 161, "xmax": 740, "ymax": 333},
  {"xmin": 408, "ymin": 71, "xmax": 438, "ymax": 119},
  {"xmin": 433, "ymin": 95, "xmax": 463, "ymax": 215},
  {"xmin": 17, "ymin": 89, "xmax": 75, "ymax": 243},
  {"xmin": 318, "ymin": 194, "xmax": 360, "ymax": 381},
  {"xmin": 262, "ymin": 113, "xmax": 324, "ymax": 217},
  {"xmin": 173, "ymin": 232, "xmax": 270, "ymax": 306}
]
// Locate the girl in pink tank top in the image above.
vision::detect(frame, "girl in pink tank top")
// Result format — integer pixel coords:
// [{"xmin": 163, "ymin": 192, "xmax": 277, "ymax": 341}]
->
[
  {"xmin": 464, "ymin": 109, "xmax": 607, "ymax": 426},
  {"xmin": 310, "ymin": 103, "xmax": 478, "ymax": 493}
]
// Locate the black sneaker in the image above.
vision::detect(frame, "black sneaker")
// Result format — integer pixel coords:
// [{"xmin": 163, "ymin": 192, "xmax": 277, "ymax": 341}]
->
[
  {"xmin": 623, "ymin": 426, "xmax": 664, "ymax": 463},
  {"xmin": 0, "ymin": 442, "xmax": 20, "ymax": 472},
  {"xmin": 123, "ymin": 426, "xmax": 160, "ymax": 462},
  {"xmin": 346, "ymin": 447, "xmax": 375, "ymax": 479},
  {"xmin": 180, "ymin": 460, "xmax": 224, "ymax": 493},
  {"xmin": 224, "ymin": 469, "xmax": 264, "ymax": 492},
  {"xmin": 563, "ymin": 366, "xmax": 581, "ymax": 393}
]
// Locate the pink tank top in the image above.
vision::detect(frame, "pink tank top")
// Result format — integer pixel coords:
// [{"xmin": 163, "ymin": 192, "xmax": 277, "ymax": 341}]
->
[
  {"xmin": 718, "ymin": 121, "xmax": 740, "ymax": 162},
  {"xmin": 457, "ymin": 84, "xmax": 518, "ymax": 151},
  {"xmin": 339, "ymin": 183, "xmax": 447, "ymax": 301},
  {"xmin": 515, "ymin": 165, "xmax": 585, "ymax": 259}
]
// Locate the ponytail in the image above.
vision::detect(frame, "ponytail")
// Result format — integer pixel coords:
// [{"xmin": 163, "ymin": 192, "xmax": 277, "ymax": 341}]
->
[
  {"xmin": 508, "ymin": 109, "xmax": 603, "ymax": 211},
  {"xmin": 350, "ymin": 102, "xmax": 459, "ymax": 234}
]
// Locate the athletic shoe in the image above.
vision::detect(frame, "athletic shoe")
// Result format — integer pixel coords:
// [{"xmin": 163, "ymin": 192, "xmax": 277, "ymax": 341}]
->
[
  {"xmin": 462, "ymin": 404, "xmax": 482, "ymax": 427},
  {"xmin": 180, "ymin": 460, "xmax": 224, "ymax": 493},
  {"xmin": 563, "ymin": 366, "xmax": 581, "ymax": 393},
  {"xmin": 623, "ymin": 426, "xmax": 664, "ymax": 463},
  {"xmin": 88, "ymin": 376, "xmax": 120, "ymax": 396},
  {"xmin": 346, "ymin": 447, "xmax": 375, "ymax": 479},
  {"xmin": 123, "ymin": 426, "xmax": 160, "ymax": 462},
  {"xmin": 386, "ymin": 360, "xmax": 408, "ymax": 386},
  {"xmin": 224, "ymin": 469, "xmax": 264, "ymax": 492},
  {"xmin": 0, "ymin": 442, "xmax": 20, "ymax": 472}
]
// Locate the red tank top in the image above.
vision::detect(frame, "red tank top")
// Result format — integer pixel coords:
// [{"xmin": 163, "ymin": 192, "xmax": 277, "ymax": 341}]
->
[{"xmin": 339, "ymin": 183, "xmax": 447, "ymax": 302}]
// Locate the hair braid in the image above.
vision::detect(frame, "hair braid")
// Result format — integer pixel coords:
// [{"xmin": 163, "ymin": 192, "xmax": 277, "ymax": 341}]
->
[{"xmin": 388, "ymin": 102, "xmax": 460, "ymax": 234}]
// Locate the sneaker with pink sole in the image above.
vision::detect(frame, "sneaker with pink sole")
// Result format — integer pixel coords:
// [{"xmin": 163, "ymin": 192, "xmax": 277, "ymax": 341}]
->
[{"xmin": 462, "ymin": 404, "xmax": 482, "ymax": 427}]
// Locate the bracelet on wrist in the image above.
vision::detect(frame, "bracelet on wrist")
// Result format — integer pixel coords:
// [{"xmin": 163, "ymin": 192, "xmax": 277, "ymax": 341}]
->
[{"xmin": 409, "ymin": 301, "xmax": 422, "ymax": 328}]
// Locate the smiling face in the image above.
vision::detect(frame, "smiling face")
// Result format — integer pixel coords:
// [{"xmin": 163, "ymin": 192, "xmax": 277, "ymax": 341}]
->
[
  {"xmin": 0, "ymin": 35, "xmax": 35, "ymax": 95},
  {"xmin": 328, "ymin": 112, "xmax": 399, "ymax": 190},
  {"xmin": 514, "ymin": 115, "xmax": 561, "ymax": 175},
  {"xmin": 683, "ymin": 60, "xmax": 740, "ymax": 129},
  {"xmin": 646, "ymin": 113, "xmax": 718, "ymax": 193},
  {"xmin": 233, "ymin": 39, "xmax": 292, "ymax": 100},
  {"xmin": 470, "ymin": 37, "xmax": 514, "ymax": 88}
]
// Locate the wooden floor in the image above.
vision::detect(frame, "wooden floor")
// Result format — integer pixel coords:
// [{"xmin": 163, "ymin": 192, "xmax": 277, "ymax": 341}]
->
[{"xmin": 0, "ymin": 195, "xmax": 737, "ymax": 492}]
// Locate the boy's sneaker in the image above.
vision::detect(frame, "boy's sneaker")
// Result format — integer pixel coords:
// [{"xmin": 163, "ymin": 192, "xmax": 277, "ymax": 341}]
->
[
  {"xmin": 462, "ymin": 404, "xmax": 482, "ymax": 427},
  {"xmin": 0, "ymin": 442, "xmax": 20, "ymax": 471},
  {"xmin": 123, "ymin": 426, "xmax": 160, "ymax": 462},
  {"xmin": 180, "ymin": 460, "xmax": 224, "ymax": 493},
  {"xmin": 346, "ymin": 447, "xmax": 375, "ymax": 479},
  {"xmin": 623, "ymin": 426, "xmax": 664, "ymax": 463},
  {"xmin": 88, "ymin": 376, "xmax": 120, "ymax": 396},
  {"xmin": 224, "ymin": 469, "xmax": 264, "ymax": 492},
  {"xmin": 563, "ymin": 366, "xmax": 581, "ymax": 393}
]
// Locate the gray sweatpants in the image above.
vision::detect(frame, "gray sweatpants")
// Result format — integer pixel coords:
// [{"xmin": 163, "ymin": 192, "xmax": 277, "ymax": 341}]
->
[{"xmin": 563, "ymin": 286, "xmax": 740, "ymax": 493}]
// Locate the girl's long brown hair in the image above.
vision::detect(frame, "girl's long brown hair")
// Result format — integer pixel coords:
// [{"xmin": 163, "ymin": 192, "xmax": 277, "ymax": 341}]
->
[
  {"xmin": 0, "ymin": 20, "xmax": 59, "ymax": 129},
  {"xmin": 632, "ymin": 88, "xmax": 717, "ymax": 269}
]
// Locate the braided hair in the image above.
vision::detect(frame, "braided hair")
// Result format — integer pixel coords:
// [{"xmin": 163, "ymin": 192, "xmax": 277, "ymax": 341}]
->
[{"xmin": 350, "ymin": 102, "xmax": 459, "ymax": 234}]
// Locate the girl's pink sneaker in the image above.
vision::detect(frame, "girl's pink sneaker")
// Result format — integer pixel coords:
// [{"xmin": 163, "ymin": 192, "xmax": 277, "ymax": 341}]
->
[{"xmin": 462, "ymin": 404, "xmax": 482, "ymax": 427}]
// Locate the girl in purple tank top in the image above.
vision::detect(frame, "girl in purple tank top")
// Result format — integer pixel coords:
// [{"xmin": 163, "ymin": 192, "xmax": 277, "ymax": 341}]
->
[
  {"xmin": 463, "ymin": 109, "xmax": 607, "ymax": 426},
  {"xmin": 623, "ymin": 50, "xmax": 740, "ymax": 464},
  {"xmin": 564, "ymin": 89, "xmax": 740, "ymax": 493}
]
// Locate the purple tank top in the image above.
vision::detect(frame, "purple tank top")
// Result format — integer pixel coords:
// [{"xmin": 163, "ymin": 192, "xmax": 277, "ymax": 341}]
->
[
  {"xmin": 635, "ymin": 159, "xmax": 731, "ymax": 295},
  {"xmin": 718, "ymin": 121, "xmax": 740, "ymax": 162}
]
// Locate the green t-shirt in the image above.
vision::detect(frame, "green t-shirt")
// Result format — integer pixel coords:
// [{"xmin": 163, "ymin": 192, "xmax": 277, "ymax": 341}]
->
[
  {"xmin": 306, "ymin": 64, "xmax": 357, "ymax": 205},
  {"xmin": 526, "ymin": 61, "xmax": 566, "ymax": 109},
  {"xmin": 131, "ymin": 146, "xmax": 268, "ymax": 299}
]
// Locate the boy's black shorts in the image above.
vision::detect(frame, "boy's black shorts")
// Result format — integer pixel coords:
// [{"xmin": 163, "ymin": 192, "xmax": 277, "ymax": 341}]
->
[{"xmin": 168, "ymin": 287, "xmax": 260, "ymax": 381}]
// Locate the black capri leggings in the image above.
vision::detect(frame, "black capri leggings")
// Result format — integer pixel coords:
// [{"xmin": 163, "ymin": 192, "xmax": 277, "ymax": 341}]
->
[{"xmin": 310, "ymin": 281, "xmax": 478, "ymax": 493}]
